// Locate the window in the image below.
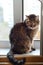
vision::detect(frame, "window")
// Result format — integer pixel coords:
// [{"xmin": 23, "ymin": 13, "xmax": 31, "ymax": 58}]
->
[
  {"xmin": 0, "ymin": 0, "xmax": 23, "ymax": 48},
  {"xmin": 0, "ymin": 0, "xmax": 42, "ymax": 55},
  {"xmin": 0, "ymin": 0, "xmax": 13, "ymax": 41},
  {"xmin": 23, "ymin": 0, "xmax": 41, "ymax": 40}
]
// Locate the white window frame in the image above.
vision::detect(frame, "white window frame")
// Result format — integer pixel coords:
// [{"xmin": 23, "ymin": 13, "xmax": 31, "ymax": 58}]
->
[
  {"xmin": 40, "ymin": 0, "xmax": 43, "ymax": 55},
  {"xmin": 0, "ymin": 0, "xmax": 43, "ymax": 56}
]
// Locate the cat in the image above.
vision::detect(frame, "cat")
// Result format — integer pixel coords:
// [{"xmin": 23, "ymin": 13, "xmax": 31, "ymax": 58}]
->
[{"xmin": 7, "ymin": 14, "xmax": 39, "ymax": 65}]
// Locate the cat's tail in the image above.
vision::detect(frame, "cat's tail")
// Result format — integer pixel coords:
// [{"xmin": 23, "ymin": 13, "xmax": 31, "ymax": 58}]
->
[{"xmin": 7, "ymin": 50, "xmax": 26, "ymax": 65}]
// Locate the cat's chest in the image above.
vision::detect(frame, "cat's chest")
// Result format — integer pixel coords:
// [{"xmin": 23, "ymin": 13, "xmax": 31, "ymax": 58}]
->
[{"xmin": 25, "ymin": 27, "xmax": 38, "ymax": 40}]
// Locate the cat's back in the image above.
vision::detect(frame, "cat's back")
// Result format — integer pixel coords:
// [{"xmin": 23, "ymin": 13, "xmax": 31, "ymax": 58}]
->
[
  {"xmin": 12, "ymin": 22, "xmax": 25, "ymax": 32},
  {"xmin": 9, "ymin": 22, "xmax": 27, "ymax": 44},
  {"xmin": 10, "ymin": 22, "xmax": 26, "ymax": 38},
  {"xmin": 14, "ymin": 22, "xmax": 24, "ymax": 30}
]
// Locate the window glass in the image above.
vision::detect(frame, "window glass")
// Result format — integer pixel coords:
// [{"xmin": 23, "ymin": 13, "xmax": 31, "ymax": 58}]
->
[
  {"xmin": 0, "ymin": 0, "xmax": 13, "ymax": 41},
  {"xmin": 24, "ymin": 0, "xmax": 41, "ymax": 40}
]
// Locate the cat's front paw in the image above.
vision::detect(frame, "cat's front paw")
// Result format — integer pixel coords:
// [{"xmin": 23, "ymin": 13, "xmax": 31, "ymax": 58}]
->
[{"xmin": 31, "ymin": 47, "xmax": 36, "ymax": 51}]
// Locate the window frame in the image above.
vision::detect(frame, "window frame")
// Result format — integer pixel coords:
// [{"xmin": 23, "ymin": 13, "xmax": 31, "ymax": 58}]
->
[{"xmin": 0, "ymin": 0, "xmax": 43, "ymax": 56}]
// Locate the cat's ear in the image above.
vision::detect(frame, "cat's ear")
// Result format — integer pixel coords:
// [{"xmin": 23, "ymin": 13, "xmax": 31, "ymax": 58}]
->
[
  {"xmin": 25, "ymin": 15, "xmax": 29, "ymax": 20},
  {"xmin": 35, "ymin": 16, "xmax": 39, "ymax": 21}
]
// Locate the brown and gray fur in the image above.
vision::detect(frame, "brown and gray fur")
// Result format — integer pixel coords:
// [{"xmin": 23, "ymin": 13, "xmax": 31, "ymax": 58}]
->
[{"xmin": 7, "ymin": 14, "xmax": 39, "ymax": 65}]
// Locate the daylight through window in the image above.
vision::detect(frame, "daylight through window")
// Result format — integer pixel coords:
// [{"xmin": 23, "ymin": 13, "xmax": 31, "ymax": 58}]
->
[
  {"xmin": 0, "ymin": 0, "xmax": 13, "ymax": 41},
  {"xmin": 24, "ymin": 0, "xmax": 41, "ymax": 40}
]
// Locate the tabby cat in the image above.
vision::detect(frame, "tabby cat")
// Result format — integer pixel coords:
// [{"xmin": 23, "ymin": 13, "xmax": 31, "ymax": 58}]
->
[{"xmin": 7, "ymin": 14, "xmax": 39, "ymax": 65}]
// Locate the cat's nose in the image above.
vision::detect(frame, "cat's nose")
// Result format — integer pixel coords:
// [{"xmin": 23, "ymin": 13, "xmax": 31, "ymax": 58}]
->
[
  {"xmin": 30, "ymin": 23, "xmax": 35, "ymax": 27},
  {"xmin": 32, "ymin": 23, "xmax": 35, "ymax": 27}
]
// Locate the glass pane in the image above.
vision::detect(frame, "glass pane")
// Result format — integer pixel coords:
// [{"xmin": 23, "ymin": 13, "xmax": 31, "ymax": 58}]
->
[
  {"xmin": 23, "ymin": 0, "xmax": 41, "ymax": 55},
  {"xmin": 24, "ymin": 0, "xmax": 41, "ymax": 40},
  {"xmin": 0, "ymin": 0, "xmax": 13, "ymax": 41}
]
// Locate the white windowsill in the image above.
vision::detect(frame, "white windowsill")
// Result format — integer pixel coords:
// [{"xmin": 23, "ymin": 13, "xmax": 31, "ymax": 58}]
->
[{"xmin": 0, "ymin": 49, "xmax": 40, "ymax": 56}]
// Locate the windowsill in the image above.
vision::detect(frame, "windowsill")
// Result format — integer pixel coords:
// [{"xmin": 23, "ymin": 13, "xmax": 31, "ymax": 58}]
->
[
  {"xmin": 0, "ymin": 49, "xmax": 40, "ymax": 56},
  {"xmin": 34, "ymin": 39, "xmax": 40, "ymax": 41}
]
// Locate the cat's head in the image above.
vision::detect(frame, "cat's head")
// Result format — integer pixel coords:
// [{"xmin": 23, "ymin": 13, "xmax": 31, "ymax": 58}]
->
[{"xmin": 25, "ymin": 14, "xmax": 39, "ymax": 30}]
